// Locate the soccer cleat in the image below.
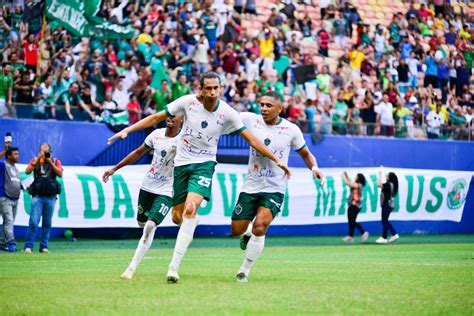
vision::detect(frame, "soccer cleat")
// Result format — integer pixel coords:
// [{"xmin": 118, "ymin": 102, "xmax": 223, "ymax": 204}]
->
[
  {"xmin": 236, "ymin": 272, "xmax": 248, "ymax": 283},
  {"xmin": 388, "ymin": 234, "xmax": 400, "ymax": 243},
  {"xmin": 375, "ymin": 237, "xmax": 388, "ymax": 244},
  {"xmin": 166, "ymin": 266, "xmax": 180, "ymax": 284},
  {"xmin": 361, "ymin": 232, "xmax": 370, "ymax": 242},
  {"xmin": 40, "ymin": 248, "xmax": 49, "ymax": 254},
  {"xmin": 342, "ymin": 236, "xmax": 354, "ymax": 243},
  {"xmin": 121, "ymin": 268, "xmax": 134, "ymax": 280},
  {"xmin": 240, "ymin": 234, "xmax": 250, "ymax": 250},
  {"xmin": 24, "ymin": 248, "xmax": 33, "ymax": 254}
]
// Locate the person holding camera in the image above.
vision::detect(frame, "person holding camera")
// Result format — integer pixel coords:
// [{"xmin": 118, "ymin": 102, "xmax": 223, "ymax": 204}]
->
[
  {"xmin": 24, "ymin": 143, "xmax": 63, "ymax": 254},
  {"xmin": 0, "ymin": 133, "xmax": 21, "ymax": 252}
]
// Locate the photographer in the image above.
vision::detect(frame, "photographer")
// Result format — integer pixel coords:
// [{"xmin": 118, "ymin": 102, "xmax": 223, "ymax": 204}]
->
[
  {"xmin": 0, "ymin": 133, "xmax": 20, "ymax": 252},
  {"xmin": 24, "ymin": 143, "xmax": 63, "ymax": 254}
]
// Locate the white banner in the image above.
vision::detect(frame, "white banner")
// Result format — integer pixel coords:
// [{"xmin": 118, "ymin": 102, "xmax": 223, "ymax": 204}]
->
[{"xmin": 14, "ymin": 164, "xmax": 472, "ymax": 228}]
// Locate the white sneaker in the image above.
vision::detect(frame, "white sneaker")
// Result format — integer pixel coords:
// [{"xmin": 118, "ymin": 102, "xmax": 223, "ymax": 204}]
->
[
  {"xmin": 361, "ymin": 231, "xmax": 370, "ymax": 242},
  {"xmin": 375, "ymin": 237, "xmax": 388, "ymax": 244},
  {"xmin": 121, "ymin": 268, "xmax": 134, "ymax": 280},
  {"xmin": 24, "ymin": 248, "xmax": 32, "ymax": 254},
  {"xmin": 342, "ymin": 236, "xmax": 354, "ymax": 243},
  {"xmin": 388, "ymin": 234, "xmax": 400, "ymax": 243},
  {"xmin": 236, "ymin": 272, "xmax": 248, "ymax": 283},
  {"xmin": 167, "ymin": 266, "xmax": 180, "ymax": 284}
]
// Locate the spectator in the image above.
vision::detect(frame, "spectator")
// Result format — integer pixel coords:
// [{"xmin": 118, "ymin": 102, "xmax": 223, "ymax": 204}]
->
[
  {"xmin": 0, "ymin": 62, "xmax": 13, "ymax": 118},
  {"xmin": 55, "ymin": 82, "xmax": 95, "ymax": 121},
  {"xmin": 375, "ymin": 94, "xmax": 394, "ymax": 137},
  {"xmin": 24, "ymin": 143, "xmax": 63, "ymax": 254},
  {"xmin": 333, "ymin": 11, "xmax": 349, "ymax": 47},
  {"xmin": 360, "ymin": 90, "xmax": 376, "ymax": 136},
  {"xmin": 349, "ymin": 44, "xmax": 365, "ymax": 78},
  {"xmin": 333, "ymin": 91, "xmax": 348, "ymax": 134},
  {"xmin": 127, "ymin": 94, "xmax": 141, "ymax": 124},
  {"xmin": 425, "ymin": 100, "xmax": 445, "ymax": 139},
  {"xmin": 0, "ymin": 146, "xmax": 20, "ymax": 252}
]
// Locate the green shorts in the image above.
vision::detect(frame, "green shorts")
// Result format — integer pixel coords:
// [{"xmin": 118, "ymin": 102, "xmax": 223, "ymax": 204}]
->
[
  {"xmin": 231, "ymin": 192, "xmax": 285, "ymax": 221},
  {"xmin": 137, "ymin": 189, "xmax": 173, "ymax": 225},
  {"xmin": 172, "ymin": 161, "xmax": 216, "ymax": 206}
]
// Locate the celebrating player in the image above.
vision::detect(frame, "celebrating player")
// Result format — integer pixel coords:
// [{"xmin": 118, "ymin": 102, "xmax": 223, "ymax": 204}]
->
[
  {"xmin": 230, "ymin": 91, "xmax": 324, "ymax": 283},
  {"xmin": 103, "ymin": 116, "xmax": 182, "ymax": 280},
  {"xmin": 108, "ymin": 72, "xmax": 291, "ymax": 283}
]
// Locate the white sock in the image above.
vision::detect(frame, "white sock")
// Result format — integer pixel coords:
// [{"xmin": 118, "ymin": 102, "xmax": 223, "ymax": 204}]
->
[
  {"xmin": 239, "ymin": 234, "xmax": 265, "ymax": 275},
  {"xmin": 243, "ymin": 221, "xmax": 253, "ymax": 237},
  {"xmin": 128, "ymin": 221, "xmax": 157, "ymax": 273},
  {"xmin": 169, "ymin": 216, "xmax": 198, "ymax": 270}
]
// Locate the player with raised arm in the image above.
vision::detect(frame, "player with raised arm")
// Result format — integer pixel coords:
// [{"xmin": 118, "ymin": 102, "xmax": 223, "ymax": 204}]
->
[
  {"xmin": 231, "ymin": 91, "xmax": 325, "ymax": 283},
  {"xmin": 102, "ymin": 116, "xmax": 182, "ymax": 280},
  {"xmin": 107, "ymin": 72, "xmax": 291, "ymax": 283}
]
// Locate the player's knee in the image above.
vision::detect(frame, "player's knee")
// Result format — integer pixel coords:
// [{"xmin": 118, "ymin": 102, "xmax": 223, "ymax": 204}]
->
[
  {"xmin": 183, "ymin": 201, "xmax": 197, "ymax": 217},
  {"xmin": 172, "ymin": 213, "xmax": 183, "ymax": 225},
  {"xmin": 137, "ymin": 221, "xmax": 146, "ymax": 228},
  {"xmin": 252, "ymin": 223, "xmax": 267, "ymax": 237}
]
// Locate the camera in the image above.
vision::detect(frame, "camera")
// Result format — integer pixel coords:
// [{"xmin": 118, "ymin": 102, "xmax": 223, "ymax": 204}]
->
[
  {"xmin": 45, "ymin": 152, "xmax": 51, "ymax": 159},
  {"xmin": 5, "ymin": 132, "xmax": 12, "ymax": 143}
]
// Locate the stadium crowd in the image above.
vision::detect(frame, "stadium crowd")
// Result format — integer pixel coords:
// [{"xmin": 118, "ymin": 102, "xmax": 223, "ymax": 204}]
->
[{"xmin": 0, "ymin": 0, "xmax": 473, "ymax": 140}]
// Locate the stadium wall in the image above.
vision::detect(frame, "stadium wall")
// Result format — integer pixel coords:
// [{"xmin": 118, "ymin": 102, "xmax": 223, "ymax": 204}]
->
[{"xmin": 2, "ymin": 119, "xmax": 473, "ymax": 237}]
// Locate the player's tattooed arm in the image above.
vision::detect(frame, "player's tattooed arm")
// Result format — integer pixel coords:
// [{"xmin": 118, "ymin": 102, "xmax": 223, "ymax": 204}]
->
[
  {"xmin": 108, "ymin": 111, "xmax": 167, "ymax": 144},
  {"xmin": 239, "ymin": 129, "xmax": 292, "ymax": 177}
]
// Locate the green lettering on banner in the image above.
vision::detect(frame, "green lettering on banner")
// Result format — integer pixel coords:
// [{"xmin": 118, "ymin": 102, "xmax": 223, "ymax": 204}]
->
[
  {"xmin": 426, "ymin": 177, "xmax": 447, "ymax": 213},
  {"xmin": 217, "ymin": 173, "xmax": 238, "ymax": 217},
  {"xmin": 77, "ymin": 174, "xmax": 105, "ymax": 219},
  {"xmin": 280, "ymin": 187, "xmax": 289, "ymax": 217},
  {"xmin": 338, "ymin": 179, "xmax": 348, "ymax": 215},
  {"xmin": 198, "ymin": 196, "xmax": 212, "ymax": 215},
  {"xmin": 406, "ymin": 175, "xmax": 425, "ymax": 213},
  {"xmin": 20, "ymin": 172, "xmax": 32, "ymax": 215},
  {"xmin": 111, "ymin": 175, "xmax": 134, "ymax": 218},
  {"xmin": 314, "ymin": 176, "xmax": 336, "ymax": 217},
  {"xmin": 56, "ymin": 177, "xmax": 69, "ymax": 218},
  {"xmin": 361, "ymin": 175, "xmax": 378, "ymax": 214}
]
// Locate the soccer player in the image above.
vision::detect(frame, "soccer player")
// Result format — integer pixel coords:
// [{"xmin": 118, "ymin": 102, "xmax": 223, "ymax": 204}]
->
[
  {"xmin": 230, "ymin": 91, "xmax": 324, "ymax": 283},
  {"xmin": 107, "ymin": 72, "xmax": 291, "ymax": 283},
  {"xmin": 102, "ymin": 116, "xmax": 182, "ymax": 280}
]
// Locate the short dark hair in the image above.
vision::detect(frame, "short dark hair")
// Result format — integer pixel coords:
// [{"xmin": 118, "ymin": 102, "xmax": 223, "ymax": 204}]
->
[
  {"xmin": 5, "ymin": 147, "xmax": 18, "ymax": 158},
  {"xmin": 262, "ymin": 91, "xmax": 283, "ymax": 103},
  {"xmin": 199, "ymin": 71, "xmax": 221, "ymax": 87}
]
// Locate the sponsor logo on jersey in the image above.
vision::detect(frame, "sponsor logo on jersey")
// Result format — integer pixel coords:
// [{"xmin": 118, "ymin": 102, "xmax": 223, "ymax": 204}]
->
[
  {"xmin": 264, "ymin": 138, "xmax": 271, "ymax": 146},
  {"xmin": 161, "ymin": 150, "xmax": 167, "ymax": 157},
  {"xmin": 201, "ymin": 120, "xmax": 208, "ymax": 128},
  {"xmin": 234, "ymin": 203, "xmax": 243, "ymax": 215}
]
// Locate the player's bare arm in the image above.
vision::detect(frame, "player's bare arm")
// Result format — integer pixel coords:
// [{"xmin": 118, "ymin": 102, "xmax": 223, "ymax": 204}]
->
[
  {"xmin": 297, "ymin": 146, "xmax": 324, "ymax": 185},
  {"xmin": 107, "ymin": 111, "xmax": 168, "ymax": 144},
  {"xmin": 239, "ymin": 129, "xmax": 292, "ymax": 178},
  {"xmin": 102, "ymin": 145, "xmax": 151, "ymax": 182}
]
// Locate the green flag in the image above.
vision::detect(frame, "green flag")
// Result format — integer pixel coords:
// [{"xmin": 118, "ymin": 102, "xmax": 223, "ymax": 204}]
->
[{"xmin": 46, "ymin": 0, "xmax": 134, "ymax": 40}]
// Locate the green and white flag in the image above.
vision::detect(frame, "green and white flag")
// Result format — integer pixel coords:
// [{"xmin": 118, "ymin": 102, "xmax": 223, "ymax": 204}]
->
[
  {"xmin": 15, "ymin": 165, "xmax": 473, "ymax": 228},
  {"xmin": 46, "ymin": 0, "xmax": 134, "ymax": 40}
]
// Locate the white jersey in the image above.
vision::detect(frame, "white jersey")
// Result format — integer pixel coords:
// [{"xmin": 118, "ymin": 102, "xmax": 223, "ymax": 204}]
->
[
  {"xmin": 165, "ymin": 94, "xmax": 245, "ymax": 167},
  {"xmin": 140, "ymin": 128, "xmax": 180, "ymax": 196},
  {"xmin": 240, "ymin": 113, "xmax": 306, "ymax": 194}
]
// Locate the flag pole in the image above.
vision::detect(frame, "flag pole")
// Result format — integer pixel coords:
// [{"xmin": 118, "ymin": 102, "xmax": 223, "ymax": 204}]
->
[{"xmin": 35, "ymin": 13, "xmax": 47, "ymax": 84}]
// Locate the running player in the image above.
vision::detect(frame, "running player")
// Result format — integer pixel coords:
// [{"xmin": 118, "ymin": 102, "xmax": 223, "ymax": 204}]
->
[
  {"xmin": 107, "ymin": 72, "xmax": 291, "ymax": 283},
  {"xmin": 102, "ymin": 116, "xmax": 182, "ymax": 280},
  {"xmin": 230, "ymin": 91, "xmax": 324, "ymax": 283}
]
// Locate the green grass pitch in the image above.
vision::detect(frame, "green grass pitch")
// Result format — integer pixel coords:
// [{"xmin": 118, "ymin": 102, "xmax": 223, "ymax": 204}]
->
[{"xmin": 1, "ymin": 235, "xmax": 473, "ymax": 315}]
